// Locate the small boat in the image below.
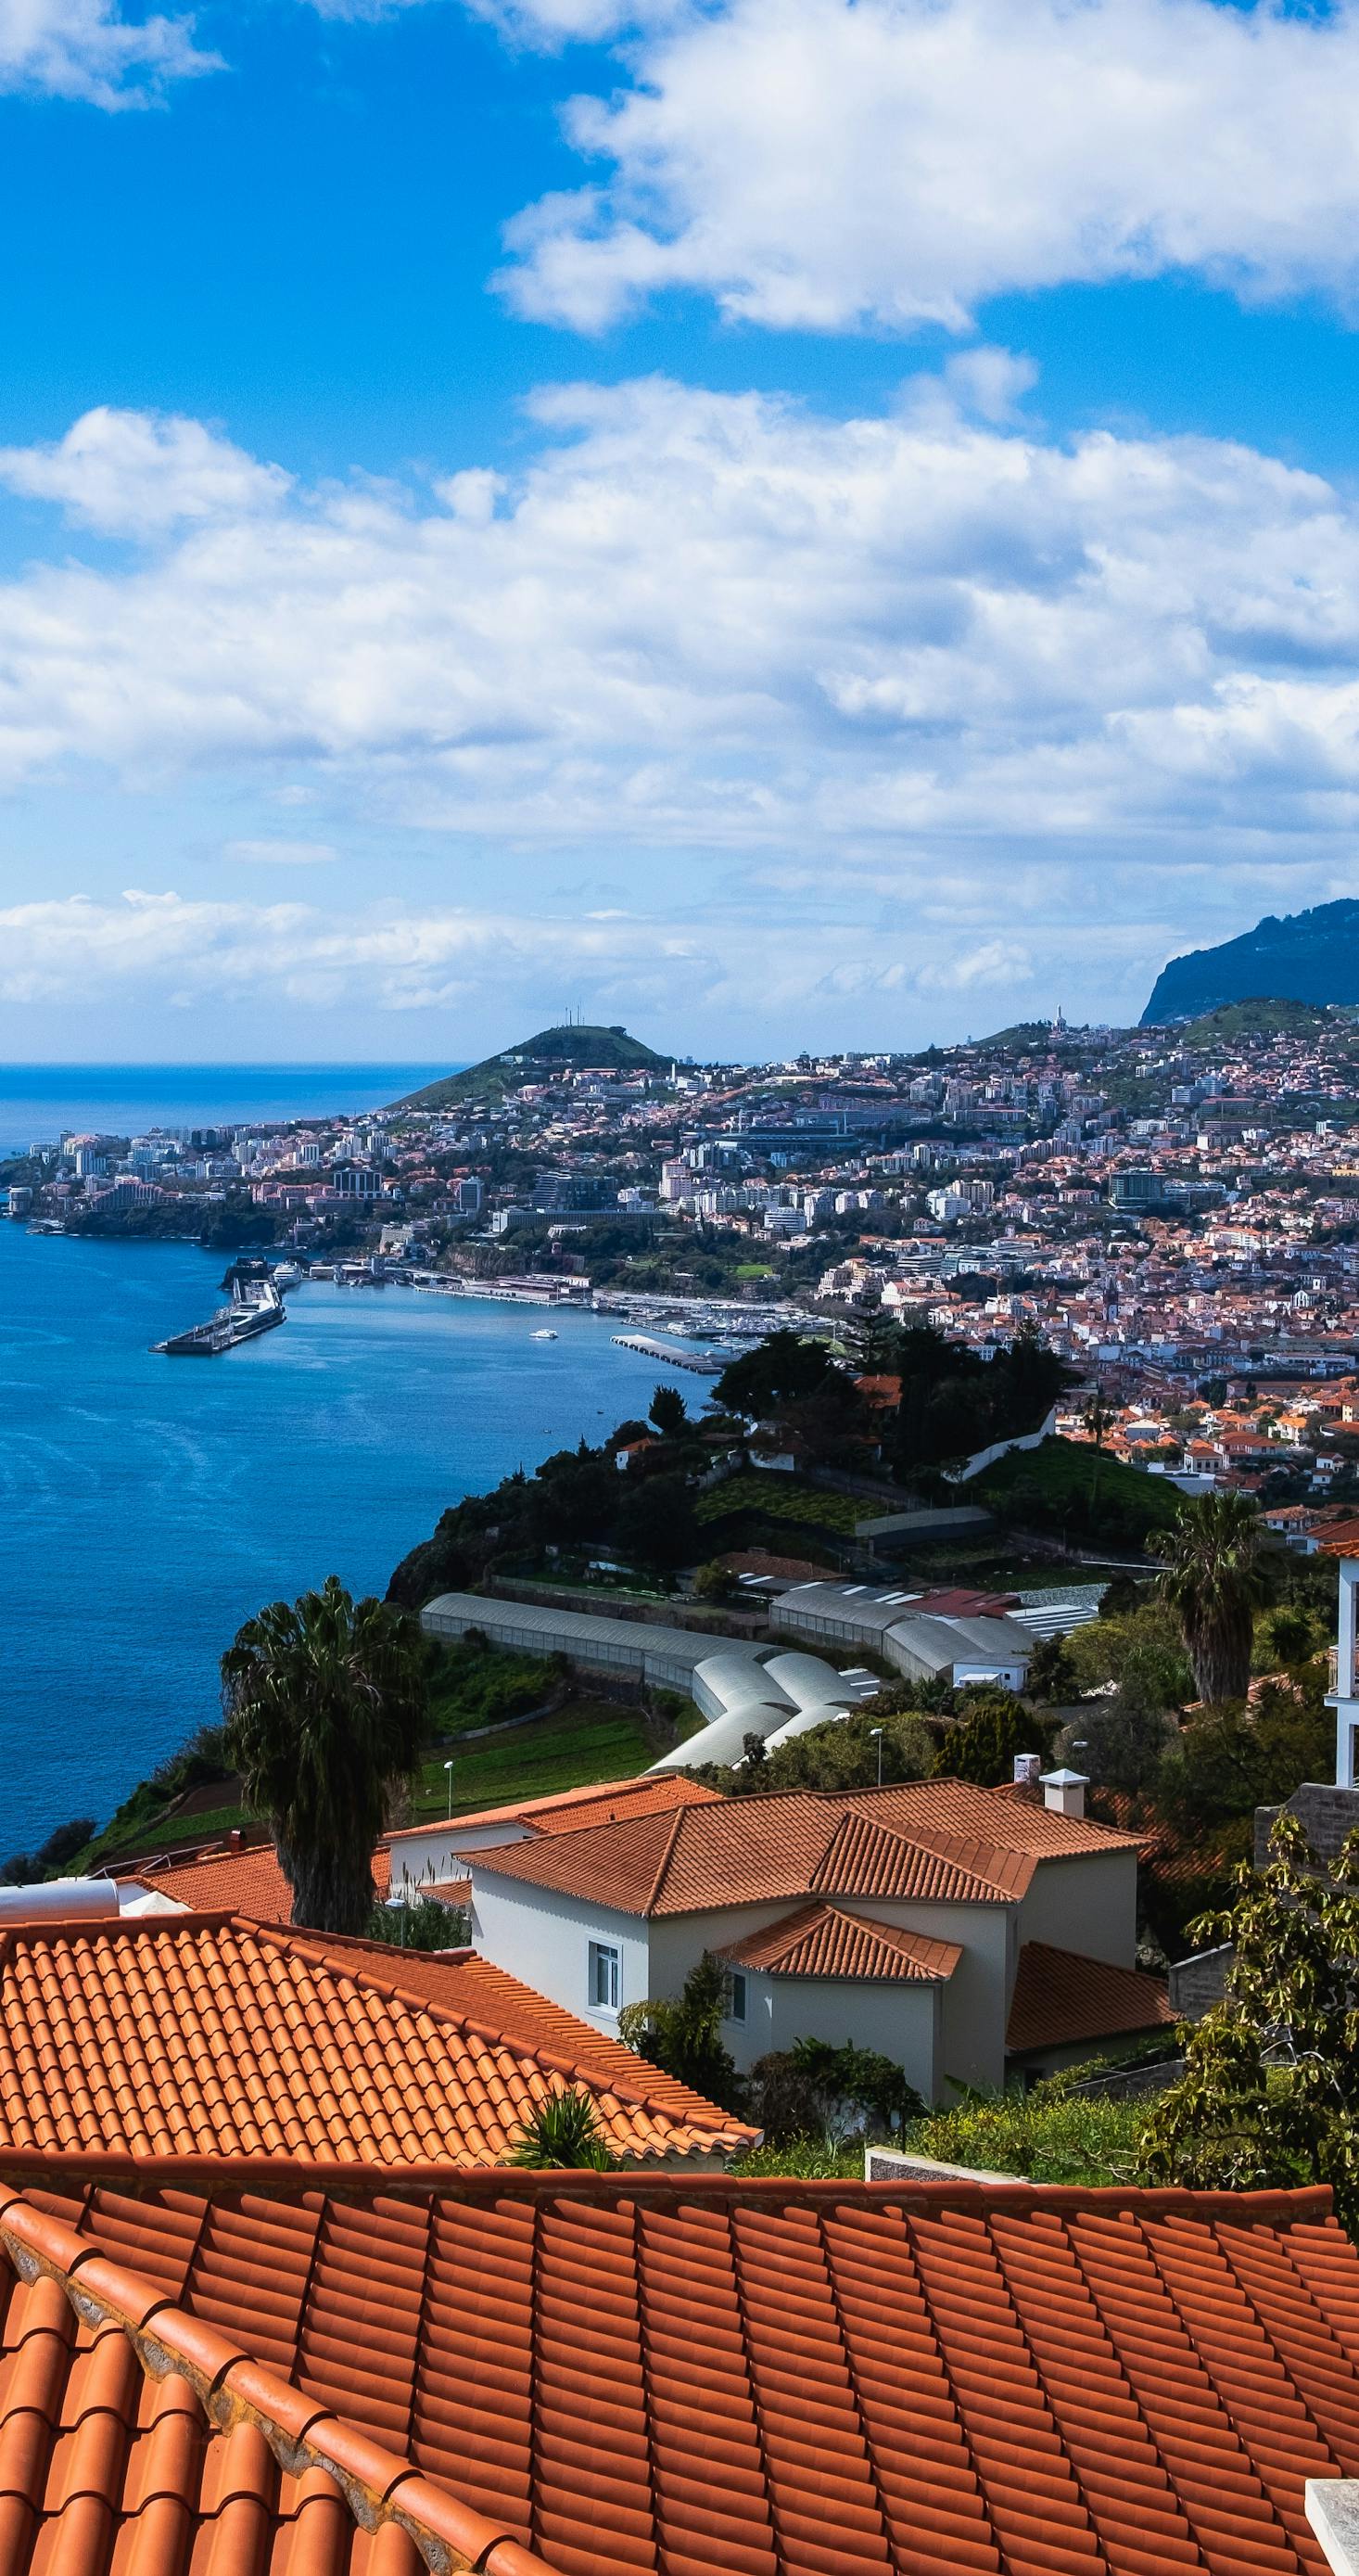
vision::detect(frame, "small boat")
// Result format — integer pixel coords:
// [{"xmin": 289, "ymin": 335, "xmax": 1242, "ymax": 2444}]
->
[{"xmin": 531, "ymin": 1328, "xmax": 559, "ymax": 1341}]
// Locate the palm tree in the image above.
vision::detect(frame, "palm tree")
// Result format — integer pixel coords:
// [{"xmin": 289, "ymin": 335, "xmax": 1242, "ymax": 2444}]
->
[
  {"xmin": 1152, "ymin": 1491, "xmax": 1270, "ymax": 1707},
  {"xmin": 1084, "ymin": 1388, "xmax": 1111, "ymax": 1512},
  {"xmin": 222, "ymin": 1575, "xmax": 425, "ymax": 1934},
  {"xmin": 508, "ymin": 2087, "xmax": 614, "ymax": 2170}
]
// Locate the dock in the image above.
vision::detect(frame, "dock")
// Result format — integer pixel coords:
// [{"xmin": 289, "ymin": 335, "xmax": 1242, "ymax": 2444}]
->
[
  {"xmin": 610, "ymin": 1333, "xmax": 724, "ymax": 1374},
  {"xmin": 154, "ymin": 1259, "xmax": 286, "ymax": 1357}
]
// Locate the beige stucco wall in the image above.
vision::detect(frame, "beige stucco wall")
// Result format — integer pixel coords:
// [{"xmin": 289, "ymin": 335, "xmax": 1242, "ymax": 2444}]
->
[
  {"xmin": 1016, "ymin": 1850, "xmax": 1138, "ymax": 1970},
  {"xmin": 468, "ymin": 1868, "xmax": 654, "ymax": 2034},
  {"xmin": 751, "ymin": 1972, "xmax": 941, "ymax": 2103}
]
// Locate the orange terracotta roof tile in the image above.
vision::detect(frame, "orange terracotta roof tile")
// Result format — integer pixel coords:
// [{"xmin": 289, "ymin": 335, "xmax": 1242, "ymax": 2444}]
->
[
  {"xmin": 719, "ymin": 1902, "xmax": 962, "ymax": 1983},
  {"xmin": 127, "ymin": 1840, "xmax": 392, "ymax": 1919},
  {"xmin": 471, "ymin": 1776, "xmax": 1130, "ymax": 1917},
  {"xmin": 842, "ymin": 1776, "xmax": 1145, "ymax": 1860},
  {"xmin": 0, "ymin": 1914, "xmax": 752, "ymax": 2174},
  {"xmin": 0, "ymin": 2171, "xmax": 1353, "ymax": 2576},
  {"xmin": 386, "ymin": 1772, "xmax": 721, "ymax": 1845},
  {"xmin": 1007, "ymin": 1939, "xmax": 1178, "ymax": 2055}
]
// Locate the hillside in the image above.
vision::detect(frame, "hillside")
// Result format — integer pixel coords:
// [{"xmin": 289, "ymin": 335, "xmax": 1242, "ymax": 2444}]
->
[
  {"xmin": 1168, "ymin": 999, "xmax": 1335, "ymax": 1048},
  {"xmin": 1142, "ymin": 902, "xmax": 1359, "ymax": 1024},
  {"xmin": 391, "ymin": 1025, "xmax": 667, "ymax": 1113}
]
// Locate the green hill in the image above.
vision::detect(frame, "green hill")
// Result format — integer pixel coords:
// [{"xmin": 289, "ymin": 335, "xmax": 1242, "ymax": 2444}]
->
[
  {"xmin": 391, "ymin": 1025, "xmax": 668, "ymax": 1113},
  {"xmin": 1165, "ymin": 998, "xmax": 1336, "ymax": 1048}
]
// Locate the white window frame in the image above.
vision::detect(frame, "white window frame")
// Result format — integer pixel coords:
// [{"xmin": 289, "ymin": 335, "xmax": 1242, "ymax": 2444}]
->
[
  {"xmin": 588, "ymin": 1939, "xmax": 621, "ymax": 2014},
  {"xmin": 724, "ymin": 1970, "xmax": 747, "ymax": 2024}
]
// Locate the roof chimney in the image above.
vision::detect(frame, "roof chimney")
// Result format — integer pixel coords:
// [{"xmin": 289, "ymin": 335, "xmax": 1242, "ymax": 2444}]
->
[
  {"xmin": 1041, "ymin": 1767, "xmax": 1088, "ymax": 1820},
  {"xmin": 1012, "ymin": 1753, "xmax": 1042, "ymax": 1802}
]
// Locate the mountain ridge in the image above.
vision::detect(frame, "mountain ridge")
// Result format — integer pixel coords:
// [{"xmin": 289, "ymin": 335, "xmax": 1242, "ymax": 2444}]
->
[{"xmin": 1142, "ymin": 900, "xmax": 1359, "ymax": 1024}]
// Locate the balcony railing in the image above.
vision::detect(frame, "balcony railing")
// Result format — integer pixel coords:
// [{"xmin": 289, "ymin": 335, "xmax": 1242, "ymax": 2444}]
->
[{"xmin": 1329, "ymin": 1644, "xmax": 1357, "ymax": 1698}]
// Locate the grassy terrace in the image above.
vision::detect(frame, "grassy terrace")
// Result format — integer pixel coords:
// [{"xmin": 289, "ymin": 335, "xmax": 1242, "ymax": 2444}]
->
[
  {"xmin": 972, "ymin": 1435, "xmax": 1183, "ymax": 1551},
  {"xmin": 696, "ymin": 1473, "xmax": 863, "ymax": 1537},
  {"xmin": 412, "ymin": 1698, "xmax": 660, "ymax": 1820}
]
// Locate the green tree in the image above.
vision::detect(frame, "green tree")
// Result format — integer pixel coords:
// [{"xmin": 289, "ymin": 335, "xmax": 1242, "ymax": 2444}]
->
[
  {"xmin": 1026, "ymin": 1633, "xmax": 1077, "ymax": 1702},
  {"xmin": 618, "ymin": 1953, "xmax": 743, "ymax": 2111},
  {"xmin": 222, "ymin": 1575, "xmax": 425, "ymax": 1934},
  {"xmin": 649, "ymin": 1384, "xmax": 689, "ymax": 1437},
  {"xmin": 1260, "ymin": 1604, "xmax": 1315, "ymax": 1668},
  {"xmin": 718, "ymin": 1706, "xmax": 935, "ymax": 1796},
  {"xmin": 1156, "ymin": 1673, "xmax": 1333, "ymax": 1842},
  {"xmin": 612, "ymin": 1471, "xmax": 700, "ymax": 1573},
  {"xmin": 1139, "ymin": 1814, "xmax": 1359, "ymax": 2225},
  {"xmin": 1152, "ymin": 1490, "xmax": 1271, "ymax": 1705},
  {"xmin": 1058, "ymin": 1697, "xmax": 1176, "ymax": 1801},
  {"xmin": 508, "ymin": 2087, "xmax": 615, "ymax": 2170},
  {"xmin": 714, "ymin": 1329, "xmax": 836, "ymax": 1420},
  {"xmin": 1083, "ymin": 1388, "xmax": 1111, "ymax": 1513},
  {"xmin": 934, "ymin": 1690, "xmax": 1051, "ymax": 1787}
]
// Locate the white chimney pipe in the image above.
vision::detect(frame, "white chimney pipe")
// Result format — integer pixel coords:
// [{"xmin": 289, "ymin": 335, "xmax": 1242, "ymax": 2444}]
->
[{"xmin": 1040, "ymin": 1767, "xmax": 1088, "ymax": 1820}]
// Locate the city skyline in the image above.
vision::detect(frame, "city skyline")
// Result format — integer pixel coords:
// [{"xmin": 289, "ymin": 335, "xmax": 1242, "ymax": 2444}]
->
[{"xmin": 7, "ymin": 0, "xmax": 1359, "ymax": 1058}]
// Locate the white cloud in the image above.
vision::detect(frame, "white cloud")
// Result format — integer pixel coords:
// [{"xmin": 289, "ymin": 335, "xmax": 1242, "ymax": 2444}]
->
[
  {"xmin": 498, "ymin": 0, "xmax": 1359, "ymax": 334},
  {"xmin": 0, "ymin": 886, "xmax": 1141, "ymax": 1032},
  {"xmin": 222, "ymin": 839, "xmax": 338, "ymax": 865},
  {"xmin": 0, "ymin": 0, "xmax": 217, "ymax": 103},
  {"xmin": 0, "ymin": 411, "xmax": 290, "ymax": 536},
  {"xmin": 9, "ymin": 373, "xmax": 1359, "ymax": 1035},
  {"xmin": 4, "ymin": 376, "xmax": 1359, "ymax": 866},
  {"xmin": 307, "ymin": 0, "xmax": 638, "ymax": 36}
]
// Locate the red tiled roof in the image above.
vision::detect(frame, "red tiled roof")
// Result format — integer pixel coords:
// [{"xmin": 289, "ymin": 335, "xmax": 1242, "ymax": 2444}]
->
[
  {"xmin": 385, "ymin": 1772, "xmax": 720, "ymax": 1845},
  {"xmin": 1, "ymin": 2171, "xmax": 1356, "ymax": 2575},
  {"xmin": 124, "ymin": 1838, "xmax": 392, "ymax": 1919},
  {"xmin": 473, "ymin": 1777, "xmax": 1138, "ymax": 1918},
  {"xmin": 808, "ymin": 1805, "xmax": 1022, "ymax": 1902},
  {"xmin": 0, "ymin": 1914, "xmax": 753, "ymax": 2173},
  {"xmin": 845, "ymin": 1777, "xmax": 1144, "ymax": 1860},
  {"xmin": 720, "ymin": 1902, "xmax": 962, "ymax": 1982},
  {"xmin": 1007, "ymin": 1939, "xmax": 1178, "ymax": 2055}
]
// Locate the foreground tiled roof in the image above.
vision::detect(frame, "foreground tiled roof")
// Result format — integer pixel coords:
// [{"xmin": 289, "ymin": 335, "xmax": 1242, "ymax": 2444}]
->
[
  {"xmin": 1007, "ymin": 1939, "xmax": 1178, "ymax": 2055},
  {"xmin": 387, "ymin": 1772, "xmax": 721, "ymax": 1846},
  {"xmin": 121, "ymin": 1839, "xmax": 392, "ymax": 1919},
  {"xmin": 473, "ymin": 1776, "xmax": 1137, "ymax": 1917},
  {"xmin": 0, "ymin": 1915, "xmax": 753, "ymax": 2173},
  {"xmin": 720, "ymin": 1902, "xmax": 962, "ymax": 1983},
  {"xmin": 1, "ymin": 2172, "xmax": 1356, "ymax": 2575}
]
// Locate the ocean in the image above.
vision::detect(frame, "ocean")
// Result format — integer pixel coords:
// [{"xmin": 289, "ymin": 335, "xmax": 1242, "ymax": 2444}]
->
[
  {"xmin": 0, "ymin": 1135, "xmax": 694, "ymax": 1856},
  {"xmin": 0, "ymin": 1063, "xmax": 452, "ymax": 1152}
]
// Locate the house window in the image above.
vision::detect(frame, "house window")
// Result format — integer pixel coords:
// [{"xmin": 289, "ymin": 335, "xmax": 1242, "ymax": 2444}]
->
[
  {"xmin": 589, "ymin": 1941, "xmax": 621, "ymax": 2013},
  {"xmin": 724, "ymin": 1970, "xmax": 747, "ymax": 2023}
]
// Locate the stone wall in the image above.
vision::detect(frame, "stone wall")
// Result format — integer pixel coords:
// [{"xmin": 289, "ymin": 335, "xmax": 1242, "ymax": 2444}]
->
[{"xmin": 1255, "ymin": 1781, "xmax": 1359, "ymax": 1869}]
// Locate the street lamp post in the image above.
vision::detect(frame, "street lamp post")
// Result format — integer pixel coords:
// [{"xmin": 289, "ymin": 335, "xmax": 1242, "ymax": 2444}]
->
[
  {"xmin": 443, "ymin": 1758, "xmax": 454, "ymax": 1819},
  {"xmin": 870, "ymin": 1725, "xmax": 884, "ymax": 1789}
]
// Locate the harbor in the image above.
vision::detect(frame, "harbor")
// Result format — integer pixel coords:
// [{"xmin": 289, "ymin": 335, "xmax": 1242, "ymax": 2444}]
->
[{"xmin": 152, "ymin": 1258, "xmax": 286, "ymax": 1357}]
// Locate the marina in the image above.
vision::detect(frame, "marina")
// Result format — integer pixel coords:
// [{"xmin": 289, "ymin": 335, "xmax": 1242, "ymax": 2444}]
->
[
  {"xmin": 0, "ymin": 1225, "xmax": 702, "ymax": 1852},
  {"xmin": 152, "ymin": 1259, "xmax": 286, "ymax": 1358}
]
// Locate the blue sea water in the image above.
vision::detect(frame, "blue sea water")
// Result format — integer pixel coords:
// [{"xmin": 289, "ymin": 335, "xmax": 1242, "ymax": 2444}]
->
[
  {"xmin": 0, "ymin": 1063, "xmax": 453, "ymax": 1152},
  {"xmin": 0, "ymin": 1225, "xmax": 692, "ymax": 1855}
]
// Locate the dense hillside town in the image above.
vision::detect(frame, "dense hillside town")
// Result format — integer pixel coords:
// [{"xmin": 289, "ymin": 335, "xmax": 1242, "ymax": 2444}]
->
[{"xmin": 16, "ymin": 1003, "xmax": 1359, "ymax": 1525}]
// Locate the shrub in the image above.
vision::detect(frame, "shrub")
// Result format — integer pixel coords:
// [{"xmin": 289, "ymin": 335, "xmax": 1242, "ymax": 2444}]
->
[
  {"xmin": 618, "ymin": 1954, "xmax": 744, "ymax": 2111},
  {"xmin": 934, "ymin": 1691, "xmax": 1052, "ymax": 1787},
  {"xmin": 508, "ymin": 2088, "xmax": 615, "ymax": 2170}
]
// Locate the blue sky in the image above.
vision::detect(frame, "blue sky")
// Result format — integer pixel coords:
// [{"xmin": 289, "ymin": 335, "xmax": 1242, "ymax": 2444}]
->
[{"xmin": 6, "ymin": 0, "xmax": 1359, "ymax": 1060}]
